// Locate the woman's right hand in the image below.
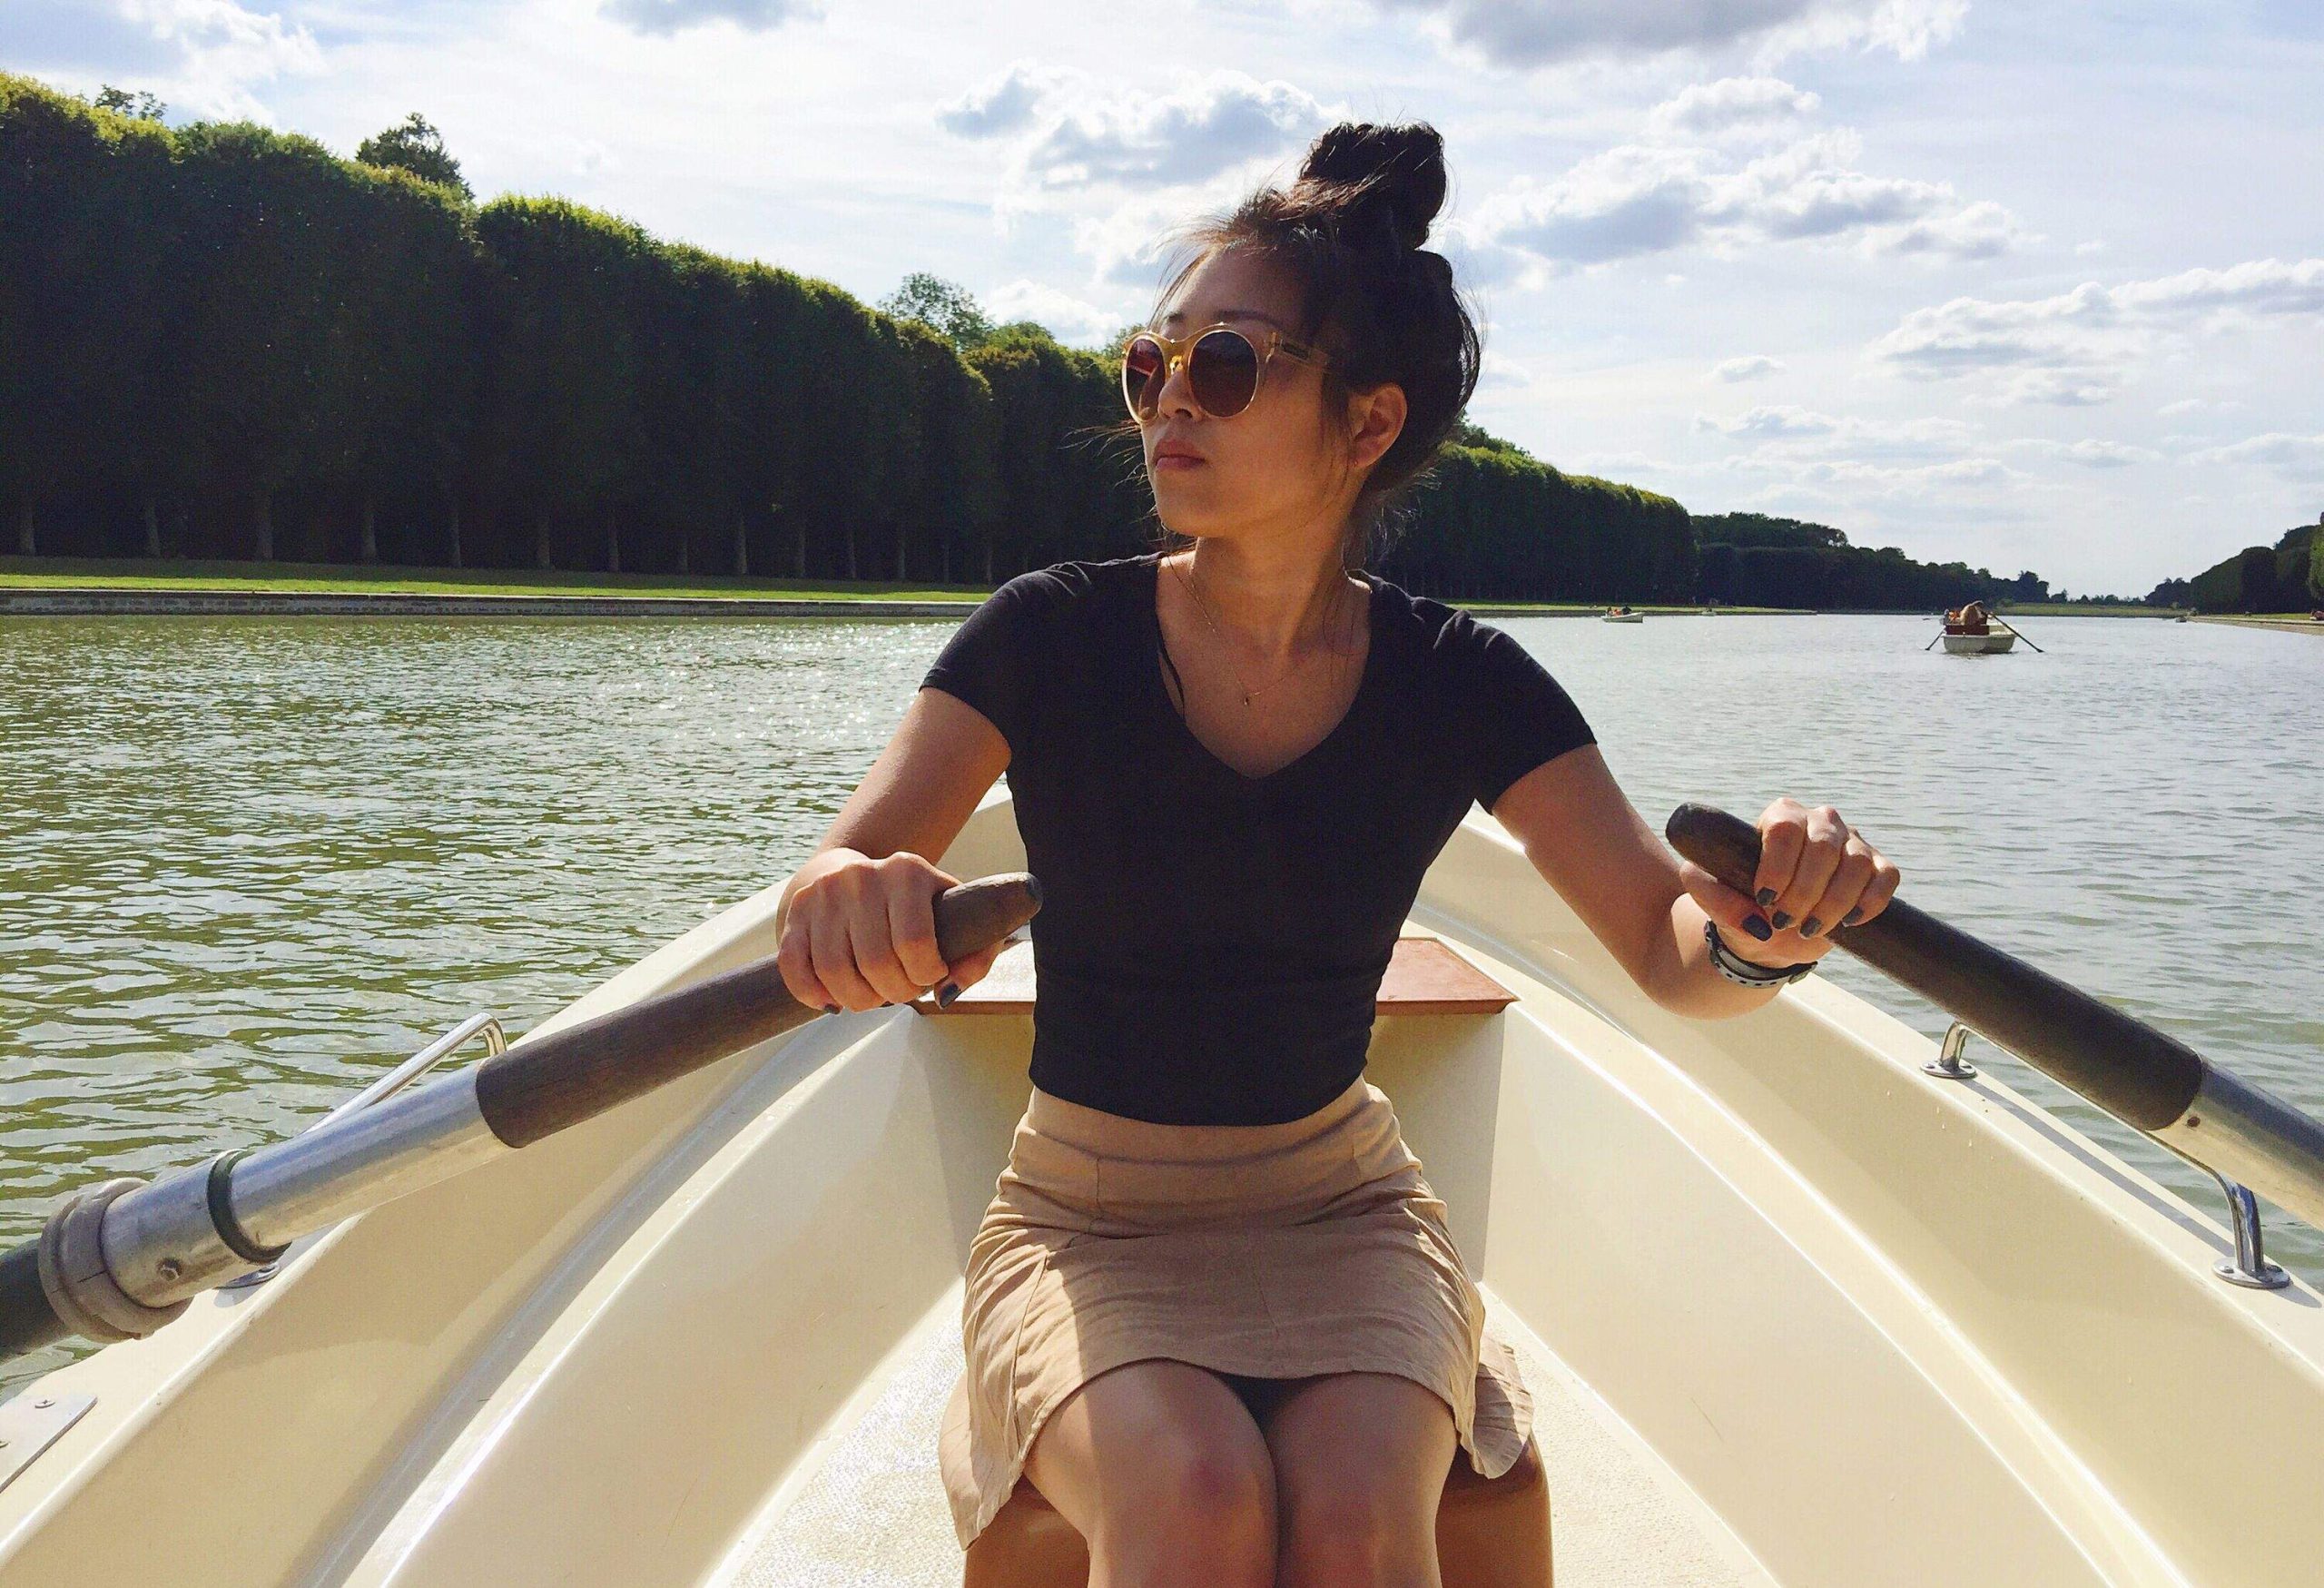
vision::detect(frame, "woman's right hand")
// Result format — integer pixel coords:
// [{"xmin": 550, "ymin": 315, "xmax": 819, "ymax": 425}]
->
[{"xmin": 774, "ymin": 848, "xmax": 1010, "ymax": 1012}]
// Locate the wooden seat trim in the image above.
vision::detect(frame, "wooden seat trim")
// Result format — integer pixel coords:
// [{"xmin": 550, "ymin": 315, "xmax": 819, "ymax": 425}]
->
[{"xmin": 914, "ymin": 933, "xmax": 1516, "ymax": 1017}]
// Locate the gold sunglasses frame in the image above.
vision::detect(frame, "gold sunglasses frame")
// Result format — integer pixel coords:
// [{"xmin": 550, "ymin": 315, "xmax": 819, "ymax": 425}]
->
[{"xmin": 1120, "ymin": 321, "xmax": 1333, "ymax": 421}]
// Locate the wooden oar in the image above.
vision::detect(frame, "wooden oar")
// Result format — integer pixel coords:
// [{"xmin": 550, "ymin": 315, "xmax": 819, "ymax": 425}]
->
[
  {"xmin": 1665, "ymin": 804, "xmax": 2324, "ymax": 1230},
  {"xmin": 1994, "ymin": 615, "xmax": 2044, "ymax": 653},
  {"xmin": 0, "ymin": 873, "xmax": 1040, "ymax": 1363}
]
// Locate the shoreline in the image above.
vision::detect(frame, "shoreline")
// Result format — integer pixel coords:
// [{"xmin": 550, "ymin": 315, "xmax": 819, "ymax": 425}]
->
[
  {"xmin": 2188, "ymin": 614, "xmax": 2324, "ymax": 636},
  {"xmin": 0, "ymin": 587, "xmax": 982, "ymax": 618},
  {"xmin": 0, "ymin": 586, "xmax": 1821, "ymax": 618},
  {"xmin": 0, "ymin": 560, "xmax": 1809, "ymax": 618}
]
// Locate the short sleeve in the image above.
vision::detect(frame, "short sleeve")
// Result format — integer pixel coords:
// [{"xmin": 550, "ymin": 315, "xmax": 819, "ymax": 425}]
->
[
  {"xmin": 920, "ymin": 572, "xmax": 1054, "ymax": 754},
  {"xmin": 1447, "ymin": 613, "xmax": 1597, "ymax": 811}
]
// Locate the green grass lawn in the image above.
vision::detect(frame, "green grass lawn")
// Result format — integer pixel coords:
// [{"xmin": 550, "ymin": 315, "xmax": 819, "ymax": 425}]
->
[
  {"xmin": 1991, "ymin": 602, "xmax": 2184, "ymax": 617},
  {"xmin": 2, "ymin": 556, "xmax": 1807, "ymax": 612},
  {"xmin": 0, "ymin": 556, "xmax": 989, "ymax": 602},
  {"xmin": 1457, "ymin": 600, "xmax": 1797, "ymax": 614}
]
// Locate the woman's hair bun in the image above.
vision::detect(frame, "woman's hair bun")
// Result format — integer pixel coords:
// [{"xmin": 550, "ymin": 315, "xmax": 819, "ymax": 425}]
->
[
  {"xmin": 1295, "ymin": 122, "xmax": 1446, "ymax": 252},
  {"xmin": 1137, "ymin": 115, "xmax": 1479, "ymax": 569}
]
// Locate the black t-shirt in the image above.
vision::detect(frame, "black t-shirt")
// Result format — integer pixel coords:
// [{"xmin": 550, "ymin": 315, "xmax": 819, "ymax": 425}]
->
[{"xmin": 920, "ymin": 551, "xmax": 1596, "ymax": 1127}]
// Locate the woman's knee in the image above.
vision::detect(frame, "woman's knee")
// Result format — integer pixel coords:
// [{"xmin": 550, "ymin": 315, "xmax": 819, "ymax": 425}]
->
[
  {"xmin": 1277, "ymin": 1475, "xmax": 1435, "ymax": 1581},
  {"xmin": 1029, "ymin": 1362, "xmax": 1276, "ymax": 1580},
  {"xmin": 1137, "ymin": 1432, "xmax": 1275, "ymax": 1540},
  {"xmin": 1267, "ymin": 1376, "xmax": 1452, "ymax": 1583}
]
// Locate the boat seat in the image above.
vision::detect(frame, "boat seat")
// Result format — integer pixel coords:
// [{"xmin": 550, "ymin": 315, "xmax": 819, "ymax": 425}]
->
[
  {"xmin": 962, "ymin": 1435, "xmax": 1553, "ymax": 1587},
  {"xmin": 916, "ymin": 932, "xmax": 1518, "ymax": 1016}
]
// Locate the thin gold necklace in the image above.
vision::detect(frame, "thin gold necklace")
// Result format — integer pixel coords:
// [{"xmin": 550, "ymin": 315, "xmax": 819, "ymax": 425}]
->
[{"xmin": 1170, "ymin": 553, "xmax": 1354, "ymax": 708}]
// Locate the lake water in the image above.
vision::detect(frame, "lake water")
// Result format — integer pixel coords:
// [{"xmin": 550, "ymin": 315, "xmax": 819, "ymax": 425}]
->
[{"xmin": 3, "ymin": 609, "xmax": 2319, "ymax": 1391}]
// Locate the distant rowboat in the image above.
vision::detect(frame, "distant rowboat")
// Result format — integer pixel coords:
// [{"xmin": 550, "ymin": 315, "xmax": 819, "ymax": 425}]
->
[{"xmin": 1936, "ymin": 600, "xmax": 2024, "ymax": 655}]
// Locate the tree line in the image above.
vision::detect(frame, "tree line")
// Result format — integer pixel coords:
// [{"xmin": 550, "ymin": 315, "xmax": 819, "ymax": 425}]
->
[
  {"xmin": 1691, "ymin": 514, "xmax": 2063, "ymax": 609},
  {"xmin": 2147, "ymin": 518, "xmax": 2322, "ymax": 614},
  {"xmin": 6, "ymin": 73, "xmax": 2102, "ymax": 611}
]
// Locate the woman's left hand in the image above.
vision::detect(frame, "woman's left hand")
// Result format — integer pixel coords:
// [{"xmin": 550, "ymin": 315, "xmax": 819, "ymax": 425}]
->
[{"xmin": 1676, "ymin": 797, "xmax": 1901, "ymax": 968}]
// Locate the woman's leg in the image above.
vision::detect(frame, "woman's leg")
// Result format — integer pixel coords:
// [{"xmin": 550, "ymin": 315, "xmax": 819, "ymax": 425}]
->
[
  {"xmin": 1022, "ymin": 1357, "xmax": 1276, "ymax": 1588},
  {"xmin": 1260, "ymin": 1370, "xmax": 1458, "ymax": 1588}
]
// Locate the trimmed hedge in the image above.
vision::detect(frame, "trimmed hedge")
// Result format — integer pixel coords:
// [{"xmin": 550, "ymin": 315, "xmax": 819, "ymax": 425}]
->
[{"xmin": 2, "ymin": 71, "xmax": 1694, "ymax": 599}]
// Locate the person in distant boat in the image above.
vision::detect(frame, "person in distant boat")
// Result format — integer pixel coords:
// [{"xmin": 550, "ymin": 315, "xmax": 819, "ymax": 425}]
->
[
  {"xmin": 773, "ymin": 122, "xmax": 1900, "ymax": 1588},
  {"xmin": 1952, "ymin": 600, "xmax": 1991, "ymax": 635}
]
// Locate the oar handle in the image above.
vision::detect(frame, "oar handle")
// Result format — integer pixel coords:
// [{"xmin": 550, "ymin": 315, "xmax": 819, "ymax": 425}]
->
[
  {"xmin": 1665, "ymin": 803, "xmax": 2202, "ymax": 1130},
  {"xmin": 1667, "ymin": 804, "xmax": 2324, "ymax": 1228},
  {"xmin": 475, "ymin": 872, "xmax": 1039, "ymax": 1147},
  {"xmin": 0, "ymin": 872, "xmax": 1041, "ymax": 1364}
]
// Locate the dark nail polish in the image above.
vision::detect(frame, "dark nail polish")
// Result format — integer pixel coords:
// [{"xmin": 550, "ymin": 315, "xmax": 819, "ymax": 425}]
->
[
  {"xmin": 1770, "ymin": 911, "xmax": 1791, "ymax": 931},
  {"xmin": 822, "ymin": 1002, "xmax": 840, "ymax": 1015},
  {"xmin": 1755, "ymin": 887, "xmax": 1777, "ymax": 908},
  {"xmin": 1801, "ymin": 917, "xmax": 1822, "ymax": 938},
  {"xmin": 936, "ymin": 981, "xmax": 960, "ymax": 1008},
  {"xmin": 1844, "ymin": 906, "xmax": 1865, "ymax": 925},
  {"xmin": 1743, "ymin": 914, "xmax": 1774, "ymax": 942}
]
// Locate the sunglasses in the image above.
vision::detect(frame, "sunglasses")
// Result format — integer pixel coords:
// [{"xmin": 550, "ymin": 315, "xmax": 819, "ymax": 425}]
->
[{"xmin": 1121, "ymin": 322, "xmax": 1332, "ymax": 421}]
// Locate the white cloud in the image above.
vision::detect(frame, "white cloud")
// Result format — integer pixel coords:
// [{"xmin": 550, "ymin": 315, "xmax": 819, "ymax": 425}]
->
[
  {"xmin": 600, "ymin": 0, "xmax": 818, "ymax": 36},
  {"xmin": 1361, "ymin": 0, "xmax": 1965, "ymax": 67},
  {"xmin": 1068, "ymin": 186, "xmax": 1248, "ymax": 288},
  {"xmin": 2112, "ymin": 257, "xmax": 2324, "ymax": 319},
  {"xmin": 24, "ymin": 0, "xmax": 327, "ymax": 120},
  {"xmin": 1695, "ymin": 450, "xmax": 2027, "ymax": 503},
  {"xmin": 1796, "ymin": 456, "xmax": 2020, "ymax": 488},
  {"xmin": 935, "ymin": 58, "xmax": 1083, "ymax": 138},
  {"xmin": 1647, "ymin": 76, "xmax": 1820, "ymax": 141},
  {"xmin": 1871, "ymin": 258, "xmax": 2324, "ymax": 406},
  {"xmin": 2005, "ymin": 438, "xmax": 2162, "ymax": 467},
  {"xmin": 1984, "ymin": 370, "xmax": 2120, "ymax": 408},
  {"xmin": 935, "ymin": 64, "xmax": 1344, "ymax": 286},
  {"xmin": 1709, "ymin": 354, "xmax": 1786, "ymax": 381},
  {"xmin": 980, "ymin": 278, "xmax": 1124, "ymax": 346},
  {"xmin": 1693, "ymin": 403, "xmax": 1975, "ymax": 458},
  {"xmin": 2185, "ymin": 431, "xmax": 2324, "ymax": 480},
  {"xmin": 1460, "ymin": 122, "xmax": 2021, "ymax": 276},
  {"xmin": 1881, "ymin": 198, "xmax": 2018, "ymax": 260},
  {"xmin": 1476, "ymin": 350, "xmax": 1534, "ymax": 388},
  {"xmin": 1462, "ymin": 144, "xmax": 1709, "ymax": 269},
  {"xmin": 938, "ymin": 64, "xmax": 1335, "ymax": 192}
]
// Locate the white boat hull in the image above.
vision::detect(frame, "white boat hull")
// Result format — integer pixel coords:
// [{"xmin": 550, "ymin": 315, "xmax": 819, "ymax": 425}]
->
[
  {"xmin": 3, "ymin": 791, "xmax": 2319, "ymax": 1585},
  {"xmin": 1942, "ymin": 630, "xmax": 2017, "ymax": 654}
]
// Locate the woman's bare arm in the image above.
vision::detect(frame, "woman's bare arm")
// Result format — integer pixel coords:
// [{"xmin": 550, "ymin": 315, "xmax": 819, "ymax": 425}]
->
[
  {"xmin": 773, "ymin": 687, "xmax": 1014, "ymax": 1011},
  {"xmin": 1484, "ymin": 745, "xmax": 1898, "ymax": 1019}
]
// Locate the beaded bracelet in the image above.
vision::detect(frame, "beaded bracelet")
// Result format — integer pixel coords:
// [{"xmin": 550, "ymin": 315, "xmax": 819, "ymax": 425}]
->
[{"xmin": 1704, "ymin": 917, "xmax": 1817, "ymax": 986}]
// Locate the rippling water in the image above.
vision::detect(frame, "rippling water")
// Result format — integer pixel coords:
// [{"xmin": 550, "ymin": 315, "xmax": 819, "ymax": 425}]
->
[{"xmin": 2, "ymin": 610, "xmax": 2318, "ymax": 1391}]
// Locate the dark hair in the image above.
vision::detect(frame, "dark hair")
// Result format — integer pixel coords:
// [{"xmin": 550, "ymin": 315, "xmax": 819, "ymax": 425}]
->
[{"xmin": 1124, "ymin": 121, "xmax": 1483, "ymax": 569}]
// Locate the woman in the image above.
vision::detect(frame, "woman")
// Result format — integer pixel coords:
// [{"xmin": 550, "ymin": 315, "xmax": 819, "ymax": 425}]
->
[{"xmin": 773, "ymin": 123, "xmax": 1899, "ymax": 1588}]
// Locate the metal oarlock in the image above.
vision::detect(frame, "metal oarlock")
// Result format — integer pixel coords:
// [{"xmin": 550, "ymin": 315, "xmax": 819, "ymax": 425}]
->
[{"xmin": 1925, "ymin": 1021, "xmax": 1978, "ymax": 1080}]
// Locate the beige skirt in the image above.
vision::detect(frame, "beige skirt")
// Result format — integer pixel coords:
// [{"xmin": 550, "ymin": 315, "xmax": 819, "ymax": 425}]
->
[{"xmin": 937, "ymin": 1074, "xmax": 1533, "ymax": 1548}]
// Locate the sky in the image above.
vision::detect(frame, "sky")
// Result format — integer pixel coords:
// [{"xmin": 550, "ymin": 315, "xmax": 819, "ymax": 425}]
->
[{"xmin": 7, "ymin": 0, "xmax": 2322, "ymax": 596}]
